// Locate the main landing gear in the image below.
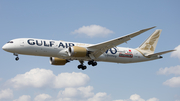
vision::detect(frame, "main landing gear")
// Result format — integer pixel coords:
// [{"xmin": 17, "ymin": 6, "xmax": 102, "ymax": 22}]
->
[
  {"xmin": 88, "ymin": 60, "xmax": 97, "ymax": 66},
  {"xmin": 13, "ymin": 53, "xmax": 19, "ymax": 61},
  {"xmin": 78, "ymin": 60, "xmax": 87, "ymax": 70},
  {"xmin": 77, "ymin": 60, "xmax": 97, "ymax": 70}
]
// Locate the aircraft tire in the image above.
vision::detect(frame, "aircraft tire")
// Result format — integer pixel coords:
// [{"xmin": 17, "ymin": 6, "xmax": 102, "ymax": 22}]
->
[
  {"xmin": 82, "ymin": 66, "xmax": 87, "ymax": 70},
  {"xmin": 88, "ymin": 61, "xmax": 93, "ymax": 65},
  {"xmin": 78, "ymin": 65, "xmax": 82, "ymax": 69},
  {"xmin": 92, "ymin": 62, "xmax": 97, "ymax": 66},
  {"xmin": 15, "ymin": 57, "xmax": 19, "ymax": 61}
]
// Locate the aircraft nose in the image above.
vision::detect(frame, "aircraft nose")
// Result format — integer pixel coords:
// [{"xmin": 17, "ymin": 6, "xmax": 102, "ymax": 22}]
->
[
  {"xmin": 2, "ymin": 44, "xmax": 9, "ymax": 51},
  {"xmin": 2, "ymin": 44, "xmax": 15, "ymax": 52},
  {"xmin": 2, "ymin": 41, "xmax": 18, "ymax": 53}
]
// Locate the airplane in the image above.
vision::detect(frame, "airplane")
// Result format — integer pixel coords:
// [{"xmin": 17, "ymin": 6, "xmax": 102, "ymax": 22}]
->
[{"xmin": 2, "ymin": 26, "xmax": 175, "ymax": 70}]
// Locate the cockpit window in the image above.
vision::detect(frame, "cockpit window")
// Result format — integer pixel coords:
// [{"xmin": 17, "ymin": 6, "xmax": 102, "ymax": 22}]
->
[{"xmin": 7, "ymin": 41, "xmax": 13, "ymax": 43}]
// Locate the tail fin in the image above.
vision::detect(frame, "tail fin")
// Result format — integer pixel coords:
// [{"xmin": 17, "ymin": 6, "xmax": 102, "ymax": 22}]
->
[{"xmin": 136, "ymin": 29, "xmax": 162, "ymax": 55}]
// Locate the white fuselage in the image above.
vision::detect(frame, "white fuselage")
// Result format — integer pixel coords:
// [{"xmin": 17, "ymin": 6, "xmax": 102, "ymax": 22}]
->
[{"xmin": 2, "ymin": 38, "xmax": 159, "ymax": 63}]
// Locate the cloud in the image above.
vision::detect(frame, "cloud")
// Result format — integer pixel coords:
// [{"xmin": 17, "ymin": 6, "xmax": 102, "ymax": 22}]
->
[
  {"xmin": 129, "ymin": 94, "xmax": 145, "ymax": 101},
  {"xmin": 34, "ymin": 94, "xmax": 52, "ymax": 101},
  {"xmin": 171, "ymin": 45, "xmax": 180, "ymax": 60},
  {"xmin": 72, "ymin": 25, "xmax": 114, "ymax": 38},
  {"xmin": 6, "ymin": 68, "xmax": 90, "ymax": 89},
  {"xmin": 4, "ymin": 69, "xmax": 161, "ymax": 101},
  {"xmin": 56, "ymin": 98, "xmax": 72, "ymax": 101},
  {"xmin": 146, "ymin": 97, "xmax": 159, "ymax": 101},
  {"xmin": 0, "ymin": 88, "xmax": 13, "ymax": 100},
  {"xmin": 54, "ymin": 72, "xmax": 89, "ymax": 88},
  {"xmin": 157, "ymin": 65, "xmax": 180, "ymax": 88},
  {"xmin": 13, "ymin": 95, "xmax": 31, "ymax": 101},
  {"xmin": 57, "ymin": 86, "xmax": 110, "ymax": 101},
  {"xmin": 87, "ymin": 92, "xmax": 111, "ymax": 101},
  {"xmin": 163, "ymin": 76, "xmax": 180, "ymax": 87},
  {"xmin": 157, "ymin": 65, "xmax": 180, "ymax": 75},
  {"xmin": 12, "ymin": 90, "xmax": 160, "ymax": 101},
  {"xmin": 113, "ymin": 94, "xmax": 159, "ymax": 101},
  {"xmin": 57, "ymin": 86, "xmax": 94, "ymax": 98}
]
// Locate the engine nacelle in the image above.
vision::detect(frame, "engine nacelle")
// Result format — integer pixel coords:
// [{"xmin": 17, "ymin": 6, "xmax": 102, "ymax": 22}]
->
[
  {"xmin": 68, "ymin": 46, "xmax": 88, "ymax": 57},
  {"xmin": 50, "ymin": 57, "xmax": 68, "ymax": 65}
]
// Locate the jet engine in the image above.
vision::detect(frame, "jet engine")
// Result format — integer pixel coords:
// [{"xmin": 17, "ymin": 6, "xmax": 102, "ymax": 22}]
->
[
  {"xmin": 68, "ymin": 46, "xmax": 88, "ymax": 57},
  {"xmin": 50, "ymin": 57, "xmax": 69, "ymax": 65}
]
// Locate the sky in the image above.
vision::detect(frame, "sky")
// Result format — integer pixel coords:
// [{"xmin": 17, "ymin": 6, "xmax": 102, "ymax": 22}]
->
[{"xmin": 0, "ymin": 0, "xmax": 180, "ymax": 101}]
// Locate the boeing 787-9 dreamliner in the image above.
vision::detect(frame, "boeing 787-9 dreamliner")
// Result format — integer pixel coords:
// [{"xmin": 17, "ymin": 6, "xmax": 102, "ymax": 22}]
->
[{"xmin": 2, "ymin": 26, "xmax": 175, "ymax": 70}]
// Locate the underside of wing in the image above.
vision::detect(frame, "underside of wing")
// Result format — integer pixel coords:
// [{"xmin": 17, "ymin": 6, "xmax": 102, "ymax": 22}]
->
[{"xmin": 87, "ymin": 26, "xmax": 156, "ymax": 59}]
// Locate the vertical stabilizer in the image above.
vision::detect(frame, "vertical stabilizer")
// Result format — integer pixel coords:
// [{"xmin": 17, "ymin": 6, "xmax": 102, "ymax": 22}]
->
[{"xmin": 137, "ymin": 29, "xmax": 162, "ymax": 55}]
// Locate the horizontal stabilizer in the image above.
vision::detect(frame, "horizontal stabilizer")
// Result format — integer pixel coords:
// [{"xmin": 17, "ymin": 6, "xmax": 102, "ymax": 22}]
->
[{"xmin": 147, "ymin": 50, "xmax": 175, "ymax": 57}]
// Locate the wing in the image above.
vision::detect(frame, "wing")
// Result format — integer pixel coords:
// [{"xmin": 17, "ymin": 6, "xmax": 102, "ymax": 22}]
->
[{"xmin": 87, "ymin": 26, "xmax": 156, "ymax": 59}]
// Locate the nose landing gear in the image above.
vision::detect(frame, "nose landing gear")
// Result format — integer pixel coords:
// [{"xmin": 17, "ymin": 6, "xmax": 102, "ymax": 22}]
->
[
  {"xmin": 13, "ymin": 53, "xmax": 19, "ymax": 61},
  {"xmin": 15, "ymin": 57, "xmax": 19, "ymax": 61}
]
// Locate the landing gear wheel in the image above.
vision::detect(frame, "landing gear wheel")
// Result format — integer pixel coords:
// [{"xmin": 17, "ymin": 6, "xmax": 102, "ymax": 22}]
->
[
  {"xmin": 78, "ymin": 65, "xmax": 82, "ymax": 69},
  {"xmin": 78, "ymin": 60, "xmax": 87, "ymax": 70},
  {"xmin": 82, "ymin": 66, "xmax": 87, "ymax": 70},
  {"xmin": 92, "ymin": 62, "xmax": 97, "ymax": 66},
  {"xmin": 88, "ymin": 60, "xmax": 97, "ymax": 66},
  {"xmin": 15, "ymin": 57, "xmax": 19, "ymax": 61},
  {"xmin": 14, "ymin": 53, "xmax": 19, "ymax": 61},
  {"xmin": 78, "ymin": 65, "xmax": 80, "ymax": 69},
  {"xmin": 77, "ymin": 65, "xmax": 87, "ymax": 70},
  {"xmin": 88, "ymin": 61, "xmax": 93, "ymax": 65}
]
